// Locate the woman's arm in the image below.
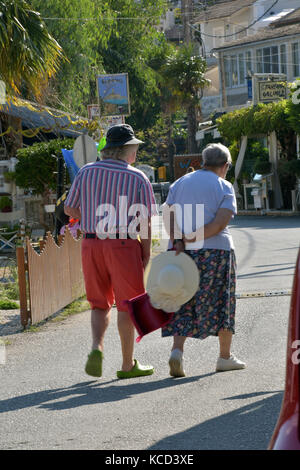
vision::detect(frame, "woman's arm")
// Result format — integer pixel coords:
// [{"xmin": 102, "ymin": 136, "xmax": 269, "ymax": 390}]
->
[
  {"xmin": 163, "ymin": 205, "xmax": 234, "ymax": 255},
  {"xmin": 195, "ymin": 208, "xmax": 234, "ymax": 241}
]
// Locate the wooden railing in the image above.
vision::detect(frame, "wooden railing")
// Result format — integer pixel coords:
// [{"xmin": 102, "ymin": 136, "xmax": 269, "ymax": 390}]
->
[{"xmin": 16, "ymin": 228, "xmax": 85, "ymax": 327}]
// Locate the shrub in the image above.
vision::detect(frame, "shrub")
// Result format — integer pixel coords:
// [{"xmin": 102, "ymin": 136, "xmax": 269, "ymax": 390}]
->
[{"xmin": 0, "ymin": 299, "xmax": 19, "ymax": 309}]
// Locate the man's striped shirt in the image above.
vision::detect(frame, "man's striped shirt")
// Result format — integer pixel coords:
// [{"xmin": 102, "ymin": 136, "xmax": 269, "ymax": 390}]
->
[{"xmin": 65, "ymin": 159, "xmax": 157, "ymax": 233}]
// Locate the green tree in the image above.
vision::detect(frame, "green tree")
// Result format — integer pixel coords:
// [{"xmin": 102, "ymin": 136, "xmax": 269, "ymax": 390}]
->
[
  {"xmin": 30, "ymin": 0, "xmax": 115, "ymax": 114},
  {"xmin": 0, "ymin": 0, "xmax": 64, "ymax": 98},
  {"xmin": 135, "ymin": 115, "xmax": 172, "ymax": 168},
  {"xmin": 155, "ymin": 44, "xmax": 208, "ymax": 180},
  {"xmin": 14, "ymin": 138, "xmax": 74, "ymax": 196},
  {"xmin": 13, "ymin": 138, "xmax": 74, "ymax": 228},
  {"xmin": 30, "ymin": 0, "xmax": 168, "ymax": 124},
  {"xmin": 160, "ymin": 44, "xmax": 209, "ymax": 154},
  {"xmin": 98, "ymin": 0, "xmax": 169, "ymax": 130}
]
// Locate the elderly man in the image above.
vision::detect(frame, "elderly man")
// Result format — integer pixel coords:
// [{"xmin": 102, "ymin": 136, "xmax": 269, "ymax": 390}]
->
[{"xmin": 64, "ymin": 124, "xmax": 157, "ymax": 379}]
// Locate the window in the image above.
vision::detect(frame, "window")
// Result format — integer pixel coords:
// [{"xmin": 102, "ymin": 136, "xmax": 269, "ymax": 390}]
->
[
  {"xmin": 271, "ymin": 46, "xmax": 279, "ymax": 73},
  {"xmin": 224, "ymin": 52, "xmax": 251, "ymax": 87},
  {"xmin": 231, "ymin": 55, "xmax": 238, "ymax": 86},
  {"xmin": 263, "ymin": 47, "xmax": 271, "ymax": 73},
  {"xmin": 256, "ymin": 46, "xmax": 283, "ymax": 74},
  {"xmin": 224, "ymin": 56, "xmax": 231, "ymax": 88},
  {"xmin": 280, "ymin": 44, "xmax": 287, "ymax": 74},
  {"xmin": 256, "ymin": 49, "xmax": 263, "ymax": 73},
  {"xmin": 246, "ymin": 51, "xmax": 252, "ymax": 76},
  {"xmin": 292, "ymin": 43, "xmax": 300, "ymax": 77},
  {"xmin": 239, "ymin": 53, "xmax": 245, "ymax": 85}
]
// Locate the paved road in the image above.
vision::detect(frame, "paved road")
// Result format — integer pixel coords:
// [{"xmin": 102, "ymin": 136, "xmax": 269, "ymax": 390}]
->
[
  {"xmin": 153, "ymin": 215, "xmax": 300, "ymax": 293},
  {"xmin": 0, "ymin": 216, "xmax": 299, "ymax": 450},
  {"xmin": 231, "ymin": 216, "xmax": 300, "ymax": 294}
]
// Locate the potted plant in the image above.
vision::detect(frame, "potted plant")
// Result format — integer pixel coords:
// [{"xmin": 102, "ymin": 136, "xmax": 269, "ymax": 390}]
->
[{"xmin": 0, "ymin": 196, "xmax": 12, "ymax": 213}]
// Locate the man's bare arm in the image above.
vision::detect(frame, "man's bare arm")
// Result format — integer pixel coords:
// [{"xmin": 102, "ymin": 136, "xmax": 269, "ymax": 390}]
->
[
  {"xmin": 64, "ymin": 205, "xmax": 81, "ymax": 220},
  {"xmin": 140, "ymin": 217, "xmax": 152, "ymax": 269}
]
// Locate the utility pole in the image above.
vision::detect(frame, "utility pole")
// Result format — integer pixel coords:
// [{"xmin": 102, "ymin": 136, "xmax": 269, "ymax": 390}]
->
[
  {"xmin": 182, "ymin": 0, "xmax": 193, "ymax": 44},
  {"xmin": 182, "ymin": 0, "xmax": 200, "ymax": 154}
]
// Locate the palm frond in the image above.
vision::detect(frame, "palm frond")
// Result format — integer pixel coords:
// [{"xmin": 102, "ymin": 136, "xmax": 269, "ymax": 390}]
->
[{"xmin": 0, "ymin": 0, "xmax": 65, "ymax": 97}]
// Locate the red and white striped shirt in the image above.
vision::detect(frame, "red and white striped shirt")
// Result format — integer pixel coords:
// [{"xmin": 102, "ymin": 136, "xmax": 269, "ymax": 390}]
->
[{"xmin": 65, "ymin": 159, "xmax": 157, "ymax": 233}]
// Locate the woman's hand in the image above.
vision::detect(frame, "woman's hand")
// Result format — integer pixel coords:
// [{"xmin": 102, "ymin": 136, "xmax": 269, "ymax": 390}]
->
[
  {"xmin": 173, "ymin": 239, "xmax": 185, "ymax": 256},
  {"xmin": 183, "ymin": 233, "xmax": 197, "ymax": 244}
]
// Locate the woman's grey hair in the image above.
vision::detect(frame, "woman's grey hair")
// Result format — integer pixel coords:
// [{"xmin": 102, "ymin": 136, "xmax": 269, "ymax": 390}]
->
[{"xmin": 202, "ymin": 143, "xmax": 231, "ymax": 168}]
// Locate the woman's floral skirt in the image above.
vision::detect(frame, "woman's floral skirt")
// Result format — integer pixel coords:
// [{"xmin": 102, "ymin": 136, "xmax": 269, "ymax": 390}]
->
[{"xmin": 162, "ymin": 249, "xmax": 236, "ymax": 339}]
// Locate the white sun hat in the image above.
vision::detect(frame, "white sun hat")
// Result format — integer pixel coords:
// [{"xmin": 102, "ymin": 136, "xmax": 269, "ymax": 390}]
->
[{"xmin": 144, "ymin": 251, "xmax": 199, "ymax": 313}]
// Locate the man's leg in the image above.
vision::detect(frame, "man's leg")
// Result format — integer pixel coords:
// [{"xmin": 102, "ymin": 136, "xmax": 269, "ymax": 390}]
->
[
  {"xmin": 91, "ymin": 308, "xmax": 111, "ymax": 351},
  {"xmin": 117, "ymin": 310, "xmax": 135, "ymax": 371},
  {"xmin": 110, "ymin": 239, "xmax": 154, "ymax": 377},
  {"xmin": 85, "ymin": 308, "xmax": 110, "ymax": 377}
]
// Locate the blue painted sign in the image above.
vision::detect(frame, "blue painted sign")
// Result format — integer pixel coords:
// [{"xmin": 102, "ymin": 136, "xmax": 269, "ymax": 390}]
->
[
  {"xmin": 180, "ymin": 160, "xmax": 191, "ymax": 169},
  {"xmin": 97, "ymin": 73, "xmax": 130, "ymax": 116}
]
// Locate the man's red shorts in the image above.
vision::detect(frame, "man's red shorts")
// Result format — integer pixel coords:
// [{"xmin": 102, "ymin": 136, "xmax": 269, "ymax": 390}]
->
[{"xmin": 81, "ymin": 238, "xmax": 145, "ymax": 312}]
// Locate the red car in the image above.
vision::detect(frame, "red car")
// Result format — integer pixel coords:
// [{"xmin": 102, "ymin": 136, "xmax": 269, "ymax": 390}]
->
[{"xmin": 269, "ymin": 249, "xmax": 300, "ymax": 449}]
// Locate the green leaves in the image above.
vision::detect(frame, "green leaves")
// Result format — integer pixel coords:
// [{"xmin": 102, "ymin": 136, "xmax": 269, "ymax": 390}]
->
[
  {"xmin": 0, "ymin": 0, "xmax": 65, "ymax": 98},
  {"xmin": 217, "ymin": 100, "xmax": 291, "ymax": 141},
  {"xmin": 15, "ymin": 138, "xmax": 75, "ymax": 195},
  {"xmin": 158, "ymin": 44, "xmax": 208, "ymax": 112}
]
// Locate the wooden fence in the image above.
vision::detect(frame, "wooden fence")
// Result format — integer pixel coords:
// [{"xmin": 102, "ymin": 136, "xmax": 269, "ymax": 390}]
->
[{"xmin": 16, "ymin": 228, "xmax": 86, "ymax": 327}]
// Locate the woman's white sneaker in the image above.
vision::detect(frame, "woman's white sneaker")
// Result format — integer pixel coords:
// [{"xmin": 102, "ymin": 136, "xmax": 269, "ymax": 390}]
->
[
  {"xmin": 169, "ymin": 349, "xmax": 185, "ymax": 377},
  {"xmin": 216, "ymin": 354, "xmax": 246, "ymax": 372}
]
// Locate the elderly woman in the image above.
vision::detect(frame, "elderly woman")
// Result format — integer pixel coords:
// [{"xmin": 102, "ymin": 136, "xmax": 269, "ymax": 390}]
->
[{"xmin": 162, "ymin": 143, "xmax": 245, "ymax": 377}]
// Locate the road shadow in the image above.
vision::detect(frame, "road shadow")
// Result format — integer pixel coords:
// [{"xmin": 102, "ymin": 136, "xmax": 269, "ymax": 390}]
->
[
  {"xmin": 237, "ymin": 265, "xmax": 294, "ymax": 279},
  {"xmin": 148, "ymin": 391, "xmax": 283, "ymax": 450},
  {"xmin": 231, "ymin": 216, "xmax": 300, "ymax": 231},
  {"xmin": 0, "ymin": 373, "xmax": 215, "ymax": 413},
  {"xmin": 0, "ymin": 313, "xmax": 23, "ymax": 337}
]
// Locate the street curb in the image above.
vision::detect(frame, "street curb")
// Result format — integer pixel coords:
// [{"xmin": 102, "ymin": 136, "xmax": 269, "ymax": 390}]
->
[
  {"xmin": 237, "ymin": 210, "xmax": 300, "ymax": 217},
  {"xmin": 236, "ymin": 290, "xmax": 291, "ymax": 298}
]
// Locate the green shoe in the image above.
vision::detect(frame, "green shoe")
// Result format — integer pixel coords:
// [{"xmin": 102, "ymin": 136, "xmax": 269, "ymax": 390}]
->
[
  {"xmin": 85, "ymin": 350, "xmax": 103, "ymax": 377},
  {"xmin": 117, "ymin": 359, "xmax": 154, "ymax": 379}
]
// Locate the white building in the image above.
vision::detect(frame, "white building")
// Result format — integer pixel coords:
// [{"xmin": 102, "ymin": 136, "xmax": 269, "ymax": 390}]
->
[
  {"xmin": 214, "ymin": 7, "xmax": 300, "ymax": 109},
  {"xmin": 193, "ymin": 0, "xmax": 300, "ymax": 117}
]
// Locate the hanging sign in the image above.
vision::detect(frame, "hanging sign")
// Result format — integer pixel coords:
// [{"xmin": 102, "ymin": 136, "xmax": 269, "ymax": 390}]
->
[
  {"xmin": 258, "ymin": 81, "xmax": 287, "ymax": 102},
  {"xmin": 97, "ymin": 73, "xmax": 130, "ymax": 117},
  {"xmin": 87, "ymin": 104, "xmax": 100, "ymax": 120}
]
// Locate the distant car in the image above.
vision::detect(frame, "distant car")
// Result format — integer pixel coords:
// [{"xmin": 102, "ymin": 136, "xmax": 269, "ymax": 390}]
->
[{"xmin": 269, "ymin": 248, "xmax": 300, "ymax": 450}]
